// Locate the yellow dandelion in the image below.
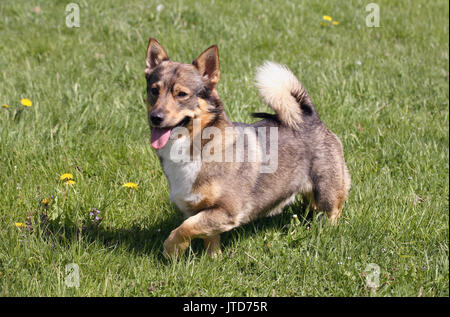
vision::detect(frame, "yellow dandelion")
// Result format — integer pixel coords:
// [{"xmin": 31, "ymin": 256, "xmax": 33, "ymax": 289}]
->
[
  {"xmin": 21, "ymin": 98, "xmax": 32, "ymax": 107},
  {"xmin": 323, "ymin": 15, "xmax": 332, "ymax": 21},
  {"xmin": 15, "ymin": 222, "xmax": 26, "ymax": 228},
  {"xmin": 122, "ymin": 182, "xmax": 138, "ymax": 189},
  {"xmin": 65, "ymin": 180, "xmax": 76, "ymax": 185},
  {"xmin": 332, "ymin": 21, "xmax": 339, "ymax": 25},
  {"xmin": 41, "ymin": 198, "xmax": 50, "ymax": 205},
  {"xmin": 2, "ymin": 104, "xmax": 9, "ymax": 108},
  {"xmin": 60, "ymin": 173, "xmax": 74, "ymax": 181}
]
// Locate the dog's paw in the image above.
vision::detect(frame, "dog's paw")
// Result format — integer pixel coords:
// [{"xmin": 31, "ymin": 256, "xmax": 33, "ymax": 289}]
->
[
  {"xmin": 207, "ymin": 248, "xmax": 222, "ymax": 258},
  {"xmin": 163, "ymin": 237, "xmax": 177, "ymax": 259},
  {"xmin": 163, "ymin": 232, "xmax": 190, "ymax": 259},
  {"xmin": 162, "ymin": 247, "xmax": 174, "ymax": 260}
]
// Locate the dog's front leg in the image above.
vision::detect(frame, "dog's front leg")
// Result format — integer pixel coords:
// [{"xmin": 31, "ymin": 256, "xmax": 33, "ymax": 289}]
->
[{"xmin": 163, "ymin": 208, "xmax": 237, "ymax": 258}]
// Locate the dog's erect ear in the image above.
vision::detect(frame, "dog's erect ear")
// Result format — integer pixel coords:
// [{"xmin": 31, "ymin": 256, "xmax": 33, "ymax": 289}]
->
[
  {"xmin": 145, "ymin": 38, "xmax": 169, "ymax": 71},
  {"xmin": 192, "ymin": 45, "xmax": 220, "ymax": 88}
]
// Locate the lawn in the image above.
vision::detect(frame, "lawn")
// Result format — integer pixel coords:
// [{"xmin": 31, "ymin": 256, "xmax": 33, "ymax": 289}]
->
[{"xmin": 0, "ymin": 0, "xmax": 448, "ymax": 297}]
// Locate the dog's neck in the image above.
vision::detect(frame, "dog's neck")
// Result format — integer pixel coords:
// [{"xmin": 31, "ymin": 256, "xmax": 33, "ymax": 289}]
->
[{"xmin": 194, "ymin": 108, "xmax": 232, "ymax": 155}]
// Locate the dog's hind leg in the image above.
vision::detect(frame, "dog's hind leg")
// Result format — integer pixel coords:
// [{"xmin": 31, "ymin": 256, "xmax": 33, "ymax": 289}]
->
[
  {"xmin": 203, "ymin": 235, "xmax": 222, "ymax": 257},
  {"xmin": 314, "ymin": 185, "xmax": 347, "ymax": 225},
  {"xmin": 163, "ymin": 208, "xmax": 238, "ymax": 258},
  {"xmin": 326, "ymin": 206, "xmax": 342, "ymax": 225}
]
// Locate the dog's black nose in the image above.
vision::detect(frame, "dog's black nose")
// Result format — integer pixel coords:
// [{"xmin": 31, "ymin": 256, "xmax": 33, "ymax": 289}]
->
[{"xmin": 150, "ymin": 111, "xmax": 165, "ymax": 126}]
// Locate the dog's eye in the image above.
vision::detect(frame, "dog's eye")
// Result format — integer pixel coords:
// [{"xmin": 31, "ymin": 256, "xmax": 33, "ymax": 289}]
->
[
  {"xmin": 177, "ymin": 91, "xmax": 188, "ymax": 98},
  {"xmin": 151, "ymin": 88, "xmax": 159, "ymax": 96}
]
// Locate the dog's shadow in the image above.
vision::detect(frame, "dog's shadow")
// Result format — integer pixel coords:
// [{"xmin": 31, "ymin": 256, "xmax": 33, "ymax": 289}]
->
[{"xmin": 42, "ymin": 199, "xmax": 313, "ymax": 263}]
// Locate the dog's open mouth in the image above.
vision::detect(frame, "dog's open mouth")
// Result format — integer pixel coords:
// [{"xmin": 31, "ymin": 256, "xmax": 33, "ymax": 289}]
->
[{"xmin": 151, "ymin": 116, "xmax": 191, "ymax": 150}]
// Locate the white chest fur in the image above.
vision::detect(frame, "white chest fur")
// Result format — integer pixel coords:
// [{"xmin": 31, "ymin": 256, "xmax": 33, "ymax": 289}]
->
[{"xmin": 156, "ymin": 138, "xmax": 203, "ymax": 217}]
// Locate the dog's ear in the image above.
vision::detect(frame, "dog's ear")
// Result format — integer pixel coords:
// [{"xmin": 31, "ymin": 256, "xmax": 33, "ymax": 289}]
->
[
  {"xmin": 192, "ymin": 45, "xmax": 220, "ymax": 88},
  {"xmin": 146, "ymin": 38, "xmax": 169, "ymax": 71}
]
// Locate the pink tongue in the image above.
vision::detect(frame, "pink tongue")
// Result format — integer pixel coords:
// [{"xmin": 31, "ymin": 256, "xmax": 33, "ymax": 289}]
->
[{"xmin": 151, "ymin": 128, "xmax": 171, "ymax": 149}]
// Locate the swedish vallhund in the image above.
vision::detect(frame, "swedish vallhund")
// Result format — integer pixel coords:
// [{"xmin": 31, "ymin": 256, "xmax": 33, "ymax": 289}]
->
[{"xmin": 144, "ymin": 38, "xmax": 351, "ymax": 257}]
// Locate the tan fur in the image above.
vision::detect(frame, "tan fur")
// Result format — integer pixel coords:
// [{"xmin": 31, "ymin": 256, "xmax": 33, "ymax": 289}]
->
[
  {"xmin": 197, "ymin": 98, "xmax": 217, "ymax": 130},
  {"xmin": 187, "ymin": 181, "xmax": 222, "ymax": 211}
]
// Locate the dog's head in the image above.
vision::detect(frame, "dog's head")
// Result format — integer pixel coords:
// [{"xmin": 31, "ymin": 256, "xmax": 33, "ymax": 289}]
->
[{"xmin": 145, "ymin": 38, "xmax": 223, "ymax": 149}]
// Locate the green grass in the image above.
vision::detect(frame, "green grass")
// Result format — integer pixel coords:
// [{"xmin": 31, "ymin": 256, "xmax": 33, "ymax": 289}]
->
[{"xmin": 0, "ymin": 0, "xmax": 448, "ymax": 297}]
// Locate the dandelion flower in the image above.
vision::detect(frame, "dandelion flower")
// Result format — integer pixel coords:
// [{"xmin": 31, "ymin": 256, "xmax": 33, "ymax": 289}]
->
[
  {"xmin": 65, "ymin": 180, "xmax": 75, "ymax": 185},
  {"xmin": 15, "ymin": 222, "xmax": 26, "ymax": 228},
  {"xmin": 21, "ymin": 98, "xmax": 32, "ymax": 107},
  {"xmin": 332, "ymin": 21, "xmax": 339, "ymax": 25},
  {"xmin": 122, "ymin": 182, "xmax": 138, "ymax": 189},
  {"xmin": 60, "ymin": 173, "xmax": 74, "ymax": 181},
  {"xmin": 41, "ymin": 198, "xmax": 50, "ymax": 205},
  {"xmin": 323, "ymin": 15, "xmax": 332, "ymax": 21},
  {"xmin": 2, "ymin": 104, "xmax": 9, "ymax": 108}
]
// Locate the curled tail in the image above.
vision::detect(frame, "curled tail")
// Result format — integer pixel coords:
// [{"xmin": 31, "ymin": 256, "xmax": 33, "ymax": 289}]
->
[{"xmin": 255, "ymin": 61, "xmax": 314, "ymax": 130}]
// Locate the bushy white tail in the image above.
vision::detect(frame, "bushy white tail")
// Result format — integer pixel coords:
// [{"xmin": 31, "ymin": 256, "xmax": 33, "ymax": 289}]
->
[{"xmin": 255, "ymin": 61, "xmax": 310, "ymax": 130}]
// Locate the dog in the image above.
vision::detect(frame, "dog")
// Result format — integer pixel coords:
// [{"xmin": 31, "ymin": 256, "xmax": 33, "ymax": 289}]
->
[{"xmin": 144, "ymin": 38, "xmax": 351, "ymax": 257}]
